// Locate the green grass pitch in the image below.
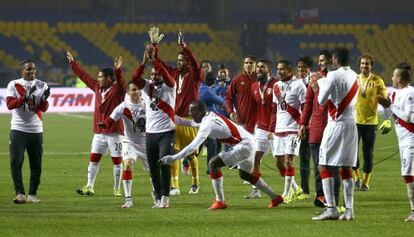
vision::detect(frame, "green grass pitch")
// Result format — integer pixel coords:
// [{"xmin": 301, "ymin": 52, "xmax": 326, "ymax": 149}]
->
[{"xmin": 0, "ymin": 113, "xmax": 412, "ymax": 236}]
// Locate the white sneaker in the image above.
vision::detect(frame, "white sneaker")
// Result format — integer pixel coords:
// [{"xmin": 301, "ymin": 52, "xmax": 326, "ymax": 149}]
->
[
  {"xmin": 312, "ymin": 208, "xmax": 340, "ymax": 221},
  {"xmin": 244, "ymin": 189, "xmax": 261, "ymax": 199},
  {"xmin": 152, "ymin": 200, "xmax": 161, "ymax": 209},
  {"xmin": 27, "ymin": 195, "xmax": 40, "ymax": 204},
  {"xmin": 13, "ymin": 194, "xmax": 27, "ymax": 204},
  {"xmin": 339, "ymin": 209, "xmax": 354, "ymax": 221},
  {"xmin": 405, "ymin": 213, "xmax": 414, "ymax": 222},
  {"xmin": 169, "ymin": 187, "xmax": 180, "ymax": 196},
  {"xmin": 122, "ymin": 198, "xmax": 133, "ymax": 208},
  {"xmin": 161, "ymin": 195, "xmax": 169, "ymax": 208}
]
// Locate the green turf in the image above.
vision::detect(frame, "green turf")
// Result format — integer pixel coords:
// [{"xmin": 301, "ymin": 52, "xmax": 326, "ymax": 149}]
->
[{"xmin": 0, "ymin": 113, "xmax": 412, "ymax": 236}]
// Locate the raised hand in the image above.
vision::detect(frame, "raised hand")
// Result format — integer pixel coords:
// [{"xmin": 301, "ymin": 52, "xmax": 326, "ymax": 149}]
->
[
  {"xmin": 114, "ymin": 56, "xmax": 123, "ymax": 69},
  {"xmin": 147, "ymin": 45, "xmax": 156, "ymax": 61},
  {"xmin": 148, "ymin": 26, "xmax": 164, "ymax": 44},
  {"xmin": 178, "ymin": 29, "xmax": 185, "ymax": 46},
  {"xmin": 142, "ymin": 45, "xmax": 150, "ymax": 65},
  {"xmin": 66, "ymin": 51, "xmax": 74, "ymax": 63}
]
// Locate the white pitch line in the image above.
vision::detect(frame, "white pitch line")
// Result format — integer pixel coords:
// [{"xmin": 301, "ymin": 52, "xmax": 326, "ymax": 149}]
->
[{"xmin": 58, "ymin": 112, "xmax": 93, "ymax": 119}]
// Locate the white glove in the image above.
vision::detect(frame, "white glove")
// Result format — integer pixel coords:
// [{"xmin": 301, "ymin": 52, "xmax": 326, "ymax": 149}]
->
[
  {"xmin": 148, "ymin": 27, "xmax": 164, "ymax": 44},
  {"xmin": 159, "ymin": 155, "xmax": 177, "ymax": 165}
]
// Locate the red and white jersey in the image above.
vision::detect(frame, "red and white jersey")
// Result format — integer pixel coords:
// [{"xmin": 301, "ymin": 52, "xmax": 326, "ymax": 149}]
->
[
  {"xmin": 273, "ymin": 78, "xmax": 306, "ymax": 133},
  {"xmin": 142, "ymin": 80, "xmax": 176, "ymax": 133},
  {"xmin": 389, "ymin": 86, "xmax": 414, "ymax": 144},
  {"xmin": 6, "ymin": 78, "xmax": 49, "ymax": 133},
  {"xmin": 317, "ymin": 66, "xmax": 358, "ymax": 124},
  {"xmin": 110, "ymin": 101, "xmax": 146, "ymax": 144}
]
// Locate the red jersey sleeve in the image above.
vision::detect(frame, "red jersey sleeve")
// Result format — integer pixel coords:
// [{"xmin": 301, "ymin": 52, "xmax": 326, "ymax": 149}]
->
[
  {"xmin": 70, "ymin": 61, "xmax": 98, "ymax": 90},
  {"xmin": 269, "ymin": 102, "xmax": 277, "ymax": 132},
  {"xmin": 6, "ymin": 96, "xmax": 25, "ymax": 110},
  {"xmin": 115, "ymin": 67, "xmax": 126, "ymax": 99},
  {"xmin": 181, "ymin": 44, "xmax": 203, "ymax": 82},
  {"xmin": 225, "ymin": 78, "xmax": 237, "ymax": 114},
  {"xmin": 153, "ymin": 59, "xmax": 175, "ymax": 88},
  {"xmin": 131, "ymin": 64, "xmax": 146, "ymax": 89},
  {"xmin": 300, "ymin": 85, "xmax": 315, "ymax": 126}
]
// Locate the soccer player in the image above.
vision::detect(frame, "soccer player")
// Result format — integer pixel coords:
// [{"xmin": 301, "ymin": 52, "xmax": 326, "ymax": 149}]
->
[
  {"xmin": 99, "ymin": 82, "xmax": 148, "ymax": 208},
  {"xmin": 354, "ymin": 54, "xmax": 388, "ymax": 191},
  {"xmin": 160, "ymin": 101, "xmax": 284, "ymax": 210},
  {"xmin": 311, "ymin": 48, "xmax": 359, "ymax": 221},
  {"xmin": 295, "ymin": 56, "xmax": 314, "ymax": 200},
  {"xmin": 132, "ymin": 44, "xmax": 176, "ymax": 208},
  {"xmin": 272, "ymin": 59, "xmax": 306, "ymax": 203},
  {"xmin": 244, "ymin": 59, "xmax": 278, "ymax": 199},
  {"xmin": 377, "ymin": 63, "xmax": 414, "ymax": 222},
  {"xmin": 151, "ymin": 27, "xmax": 203, "ymax": 195},
  {"xmin": 6, "ymin": 60, "xmax": 50, "ymax": 204},
  {"xmin": 66, "ymin": 51, "xmax": 126, "ymax": 197},
  {"xmin": 225, "ymin": 56, "xmax": 257, "ymax": 133}
]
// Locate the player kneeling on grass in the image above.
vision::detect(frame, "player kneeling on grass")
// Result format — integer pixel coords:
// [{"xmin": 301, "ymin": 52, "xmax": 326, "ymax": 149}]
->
[
  {"xmin": 377, "ymin": 63, "xmax": 414, "ymax": 222},
  {"xmin": 99, "ymin": 82, "xmax": 150, "ymax": 208},
  {"xmin": 160, "ymin": 101, "xmax": 283, "ymax": 210}
]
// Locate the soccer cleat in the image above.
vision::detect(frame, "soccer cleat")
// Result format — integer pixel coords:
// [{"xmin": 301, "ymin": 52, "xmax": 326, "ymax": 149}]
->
[
  {"xmin": 13, "ymin": 194, "xmax": 27, "ymax": 204},
  {"xmin": 122, "ymin": 197, "xmax": 133, "ymax": 208},
  {"xmin": 312, "ymin": 208, "xmax": 340, "ymax": 221},
  {"xmin": 282, "ymin": 195, "xmax": 293, "ymax": 204},
  {"xmin": 296, "ymin": 193, "xmax": 310, "ymax": 201},
  {"xmin": 169, "ymin": 187, "xmax": 180, "ymax": 196},
  {"xmin": 361, "ymin": 184, "xmax": 369, "ymax": 191},
  {"xmin": 152, "ymin": 200, "xmax": 161, "ymax": 209},
  {"xmin": 337, "ymin": 205, "xmax": 346, "ymax": 214},
  {"xmin": 314, "ymin": 196, "xmax": 326, "ymax": 208},
  {"xmin": 76, "ymin": 185, "xmax": 94, "ymax": 196},
  {"xmin": 268, "ymin": 195, "xmax": 284, "ymax": 208},
  {"xmin": 354, "ymin": 179, "xmax": 361, "ymax": 191},
  {"xmin": 208, "ymin": 200, "xmax": 228, "ymax": 211},
  {"xmin": 244, "ymin": 189, "xmax": 262, "ymax": 199},
  {"xmin": 405, "ymin": 213, "xmax": 414, "ymax": 222},
  {"xmin": 242, "ymin": 180, "xmax": 250, "ymax": 185},
  {"xmin": 114, "ymin": 188, "xmax": 122, "ymax": 197},
  {"xmin": 160, "ymin": 195, "xmax": 169, "ymax": 208},
  {"xmin": 339, "ymin": 209, "xmax": 354, "ymax": 221},
  {"xmin": 27, "ymin": 195, "xmax": 40, "ymax": 203},
  {"xmin": 189, "ymin": 185, "xmax": 200, "ymax": 194}
]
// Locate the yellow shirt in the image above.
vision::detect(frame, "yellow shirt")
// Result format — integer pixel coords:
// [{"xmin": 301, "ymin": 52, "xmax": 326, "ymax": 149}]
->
[{"xmin": 355, "ymin": 73, "xmax": 387, "ymax": 125}]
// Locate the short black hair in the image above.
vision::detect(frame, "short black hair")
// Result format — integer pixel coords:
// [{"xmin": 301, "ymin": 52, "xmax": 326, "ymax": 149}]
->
[
  {"xmin": 396, "ymin": 62, "xmax": 411, "ymax": 71},
  {"xmin": 396, "ymin": 62, "xmax": 412, "ymax": 82},
  {"xmin": 358, "ymin": 53, "xmax": 375, "ymax": 66},
  {"xmin": 20, "ymin": 59, "xmax": 35, "ymax": 69},
  {"xmin": 218, "ymin": 63, "xmax": 227, "ymax": 70},
  {"xmin": 332, "ymin": 47, "xmax": 350, "ymax": 66},
  {"xmin": 244, "ymin": 55, "xmax": 257, "ymax": 62},
  {"xmin": 190, "ymin": 100, "xmax": 207, "ymax": 113},
  {"xmin": 100, "ymin": 68, "xmax": 115, "ymax": 81},
  {"xmin": 277, "ymin": 59, "xmax": 293, "ymax": 71},
  {"xmin": 204, "ymin": 72, "xmax": 216, "ymax": 86},
  {"xmin": 319, "ymin": 50, "xmax": 332, "ymax": 61},
  {"xmin": 201, "ymin": 60, "xmax": 212, "ymax": 65},
  {"xmin": 257, "ymin": 59, "xmax": 272, "ymax": 70},
  {"xmin": 297, "ymin": 55, "xmax": 313, "ymax": 68}
]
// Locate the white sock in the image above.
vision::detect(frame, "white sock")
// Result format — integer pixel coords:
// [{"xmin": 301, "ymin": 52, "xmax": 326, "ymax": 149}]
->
[
  {"xmin": 255, "ymin": 177, "xmax": 277, "ymax": 199},
  {"xmin": 322, "ymin": 177, "xmax": 335, "ymax": 208},
  {"xmin": 407, "ymin": 182, "xmax": 414, "ymax": 211},
  {"xmin": 342, "ymin": 178, "xmax": 354, "ymax": 209},
  {"xmin": 283, "ymin": 176, "xmax": 294, "ymax": 196},
  {"xmin": 123, "ymin": 180, "xmax": 132, "ymax": 198},
  {"xmin": 212, "ymin": 177, "xmax": 224, "ymax": 202},
  {"xmin": 87, "ymin": 162, "xmax": 99, "ymax": 188},
  {"xmin": 113, "ymin": 164, "xmax": 122, "ymax": 190},
  {"xmin": 291, "ymin": 179, "xmax": 299, "ymax": 191}
]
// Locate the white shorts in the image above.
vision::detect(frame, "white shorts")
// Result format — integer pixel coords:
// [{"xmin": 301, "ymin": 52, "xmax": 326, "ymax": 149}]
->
[
  {"xmin": 272, "ymin": 133, "xmax": 300, "ymax": 156},
  {"xmin": 319, "ymin": 122, "xmax": 357, "ymax": 167},
  {"xmin": 218, "ymin": 139, "xmax": 255, "ymax": 173},
  {"xmin": 122, "ymin": 141, "xmax": 149, "ymax": 171},
  {"xmin": 399, "ymin": 145, "xmax": 414, "ymax": 176},
  {"xmin": 254, "ymin": 128, "xmax": 274, "ymax": 153},
  {"xmin": 91, "ymin": 133, "xmax": 123, "ymax": 157}
]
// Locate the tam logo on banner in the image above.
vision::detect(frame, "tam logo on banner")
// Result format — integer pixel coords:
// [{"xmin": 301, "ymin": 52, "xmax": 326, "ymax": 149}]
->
[{"xmin": 0, "ymin": 87, "xmax": 96, "ymax": 113}]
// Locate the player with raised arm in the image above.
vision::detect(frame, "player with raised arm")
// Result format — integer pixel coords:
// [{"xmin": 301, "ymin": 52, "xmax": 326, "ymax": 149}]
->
[
  {"xmin": 378, "ymin": 63, "xmax": 414, "ymax": 222},
  {"xmin": 99, "ymin": 82, "xmax": 149, "ymax": 208},
  {"xmin": 311, "ymin": 48, "xmax": 359, "ymax": 221},
  {"xmin": 67, "ymin": 51, "xmax": 126, "ymax": 197},
  {"xmin": 132, "ymin": 40, "xmax": 176, "ymax": 208},
  {"xmin": 160, "ymin": 101, "xmax": 284, "ymax": 210},
  {"xmin": 150, "ymin": 27, "xmax": 203, "ymax": 195}
]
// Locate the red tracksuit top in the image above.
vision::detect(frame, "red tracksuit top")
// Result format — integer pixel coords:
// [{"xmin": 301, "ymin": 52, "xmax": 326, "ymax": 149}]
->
[
  {"xmin": 70, "ymin": 61, "xmax": 125, "ymax": 134},
  {"xmin": 251, "ymin": 77, "xmax": 278, "ymax": 132}
]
